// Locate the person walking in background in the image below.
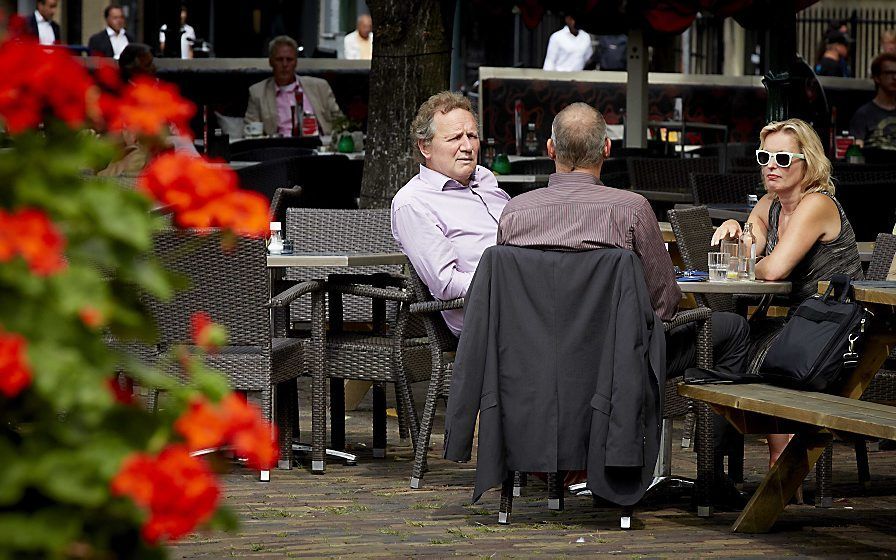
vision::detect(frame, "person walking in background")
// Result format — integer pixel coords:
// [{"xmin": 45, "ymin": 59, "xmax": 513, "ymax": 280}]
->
[
  {"xmin": 343, "ymin": 14, "xmax": 372, "ymax": 60},
  {"xmin": 87, "ymin": 5, "xmax": 133, "ymax": 59},
  {"xmin": 543, "ymin": 12, "xmax": 592, "ymax": 72},
  {"xmin": 26, "ymin": 0, "xmax": 61, "ymax": 45},
  {"xmin": 849, "ymin": 52, "xmax": 896, "ymax": 155},
  {"xmin": 881, "ymin": 30, "xmax": 896, "ymax": 55},
  {"xmin": 815, "ymin": 31, "xmax": 850, "ymax": 77},
  {"xmin": 159, "ymin": 4, "xmax": 195, "ymax": 59}
]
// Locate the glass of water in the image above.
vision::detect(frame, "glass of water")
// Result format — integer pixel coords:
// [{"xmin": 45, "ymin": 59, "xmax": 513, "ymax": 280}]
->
[{"xmin": 708, "ymin": 252, "xmax": 728, "ymax": 282}]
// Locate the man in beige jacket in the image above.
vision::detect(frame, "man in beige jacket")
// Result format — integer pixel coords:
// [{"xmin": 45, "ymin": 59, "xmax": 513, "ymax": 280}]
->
[{"xmin": 244, "ymin": 35, "xmax": 344, "ymax": 137}]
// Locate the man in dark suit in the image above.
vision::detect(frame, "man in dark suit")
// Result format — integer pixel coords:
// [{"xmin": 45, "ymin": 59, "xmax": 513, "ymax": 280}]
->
[
  {"xmin": 26, "ymin": 0, "xmax": 61, "ymax": 45},
  {"xmin": 87, "ymin": 5, "xmax": 133, "ymax": 59}
]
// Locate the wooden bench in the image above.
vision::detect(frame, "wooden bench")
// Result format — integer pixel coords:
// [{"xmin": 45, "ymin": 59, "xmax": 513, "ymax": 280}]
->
[{"xmin": 679, "ymin": 282, "xmax": 896, "ymax": 533}]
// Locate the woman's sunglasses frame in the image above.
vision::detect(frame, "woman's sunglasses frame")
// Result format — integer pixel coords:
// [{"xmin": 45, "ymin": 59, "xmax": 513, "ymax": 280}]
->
[{"xmin": 755, "ymin": 149, "xmax": 806, "ymax": 168}]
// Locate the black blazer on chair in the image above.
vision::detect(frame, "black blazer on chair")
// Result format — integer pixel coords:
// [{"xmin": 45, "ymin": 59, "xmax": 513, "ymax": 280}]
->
[{"xmin": 443, "ymin": 246, "xmax": 666, "ymax": 507}]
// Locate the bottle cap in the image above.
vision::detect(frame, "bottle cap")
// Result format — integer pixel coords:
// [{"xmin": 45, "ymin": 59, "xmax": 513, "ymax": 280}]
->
[{"xmin": 270, "ymin": 222, "xmax": 282, "ymax": 231}]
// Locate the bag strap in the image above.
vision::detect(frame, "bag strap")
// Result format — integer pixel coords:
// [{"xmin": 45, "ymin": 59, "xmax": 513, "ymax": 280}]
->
[{"xmin": 822, "ymin": 274, "xmax": 853, "ymax": 303}]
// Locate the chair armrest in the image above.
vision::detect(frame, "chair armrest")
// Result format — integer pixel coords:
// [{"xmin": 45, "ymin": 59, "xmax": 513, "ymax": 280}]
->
[
  {"xmin": 328, "ymin": 282, "xmax": 413, "ymax": 302},
  {"xmin": 267, "ymin": 279, "xmax": 325, "ymax": 307},
  {"xmin": 663, "ymin": 307, "xmax": 712, "ymax": 332},
  {"xmin": 410, "ymin": 297, "xmax": 465, "ymax": 314},
  {"xmin": 328, "ymin": 272, "xmax": 408, "ymax": 289}
]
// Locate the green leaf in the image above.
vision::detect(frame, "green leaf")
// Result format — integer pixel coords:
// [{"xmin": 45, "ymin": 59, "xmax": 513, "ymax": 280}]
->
[{"xmin": 0, "ymin": 510, "xmax": 81, "ymax": 555}]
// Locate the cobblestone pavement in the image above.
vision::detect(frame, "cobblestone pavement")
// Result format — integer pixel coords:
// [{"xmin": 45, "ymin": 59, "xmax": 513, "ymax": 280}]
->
[{"xmin": 173, "ymin": 380, "xmax": 896, "ymax": 559}]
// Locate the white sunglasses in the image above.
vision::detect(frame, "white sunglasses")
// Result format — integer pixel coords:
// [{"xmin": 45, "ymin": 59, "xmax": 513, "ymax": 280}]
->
[{"xmin": 755, "ymin": 149, "xmax": 806, "ymax": 168}]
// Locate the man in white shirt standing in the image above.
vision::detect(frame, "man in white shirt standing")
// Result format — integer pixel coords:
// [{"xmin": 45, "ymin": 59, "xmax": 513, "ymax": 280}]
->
[
  {"xmin": 87, "ymin": 5, "xmax": 134, "ymax": 60},
  {"xmin": 543, "ymin": 13, "xmax": 593, "ymax": 72},
  {"xmin": 27, "ymin": 0, "xmax": 61, "ymax": 45},
  {"xmin": 159, "ymin": 4, "xmax": 196, "ymax": 59},
  {"xmin": 343, "ymin": 14, "xmax": 373, "ymax": 60}
]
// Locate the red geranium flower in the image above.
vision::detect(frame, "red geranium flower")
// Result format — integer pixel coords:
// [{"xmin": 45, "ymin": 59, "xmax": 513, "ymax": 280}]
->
[
  {"xmin": 0, "ymin": 38, "xmax": 94, "ymax": 133},
  {"xmin": 138, "ymin": 153, "xmax": 237, "ymax": 218},
  {"xmin": 105, "ymin": 376, "xmax": 135, "ymax": 405},
  {"xmin": 189, "ymin": 311, "xmax": 226, "ymax": 352},
  {"xmin": 107, "ymin": 77, "xmax": 194, "ymax": 138},
  {"xmin": 0, "ymin": 208, "xmax": 66, "ymax": 276},
  {"xmin": 111, "ymin": 445, "xmax": 220, "ymax": 544},
  {"xmin": 0, "ymin": 330, "xmax": 32, "ymax": 398},
  {"xmin": 78, "ymin": 306, "xmax": 105, "ymax": 329},
  {"xmin": 174, "ymin": 393, "xmax": 278, "ymax": 470},
  {"xmin": 200, "ymin": 190, "xmax": 270, "ymax": 238}
]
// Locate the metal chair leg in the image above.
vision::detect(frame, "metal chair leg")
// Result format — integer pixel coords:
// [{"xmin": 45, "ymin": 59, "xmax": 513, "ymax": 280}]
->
[
  {"xmin": 855, "ymin": 439, "xmax": 871, "ymax": 489},
  {"xmin": 499, "ymin": 472, "xmax": 514, "ymax": 524},
  {"xmin": 513, "ymin": 471, "xmax": 527, "ymax": 497},
  {"xmin": 372, "ymin": 382, "xmax": 387, "ymax": 458},
  {"xmin": 548, "ymin": 472, "xmax": 564, "ymax": 511},
  {"xmin": 815, "ymin": 443, "xmax": 833, "ymax": 508}
]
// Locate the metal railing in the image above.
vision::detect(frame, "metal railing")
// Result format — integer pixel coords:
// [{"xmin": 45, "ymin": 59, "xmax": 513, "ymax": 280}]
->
[{"xmin": 797, "ymin": 6, "xmax": 896, "ymax": 79}]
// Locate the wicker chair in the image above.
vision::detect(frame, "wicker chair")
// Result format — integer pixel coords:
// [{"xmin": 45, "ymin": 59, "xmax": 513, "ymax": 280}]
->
[
  {"xmin": 666, "ymin": 206, "xmax": 734, "ymax": 313},
  {"xmin": 509, "ymin": 157, "xmax": 555, "ymax": 175},
  {"xmin": 627, "ymin": 157, "xmax": 719, "ymax": 195},
  {"xmin": 146, "ymin": 230, "xmax": 308, "ymax": 479},
  {"xmin": 406, "ymin": 265, "xmax": 463, "ymax": 489},
  {"xmin": 860, "ymin": 233, "xmax": 896, "ymax": 405},
  {"xmin": 283, "ymin": 208, "xmax": 431, "ymax": 473},
  {"xmin": 229, "ymin": 136, "xmax": 322, "ymax": 154},
  {"xmin": 235, "ymin": 158, "xmax": 294, "ymax": 201},
  {"xmin": 689, "ymin": 173, "xmax": 762, "ymax": 205}
]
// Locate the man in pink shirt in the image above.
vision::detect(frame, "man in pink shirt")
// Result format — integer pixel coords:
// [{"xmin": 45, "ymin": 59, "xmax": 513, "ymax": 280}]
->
[
  {"xmin": 244, "ymin": 35, "xmax": 344, "ymax": 137},
  {"xmin": 391, "ymin": 92, "xmax": 510, "ymax": 336}
]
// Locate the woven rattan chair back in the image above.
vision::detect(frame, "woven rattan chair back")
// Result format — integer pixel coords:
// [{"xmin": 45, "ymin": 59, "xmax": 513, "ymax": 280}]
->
[
  {"xmin": 627, "ymin": 157, "xmax": 719, "ymax": 194},
  {"xmin": 867, "ymin": 233, "xmax": 896, "ymax": 281},
  {"xmin": 285, "ymin": 155, "xmax": 360, "ymax": 209},
  {"xmin": 235, "ymin": 158, "xmax": 293, "ymax": 201},
  {"xmin": 284, "ymin": 208, "xmax": 401, "ymax": 324},
  {"xmin": 689, "ymin": 172, "xmax": 761, "ymax": 205},
  {"xmin": 667, "ymin": 206, "xmax": 734, "ymax": 312},
  {"xmin": 510, "ymin": 157, "xmax": 555, "ymax": 175},
  {"xmin": 149, "ymin": 230, "xmax": 269, "ymax": 348}
]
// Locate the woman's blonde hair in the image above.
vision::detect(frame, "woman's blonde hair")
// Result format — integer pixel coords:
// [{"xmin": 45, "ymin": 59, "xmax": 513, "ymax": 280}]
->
[{"xmin": 758, "ymin": 118, "xmax": 835, "ymax": 199}]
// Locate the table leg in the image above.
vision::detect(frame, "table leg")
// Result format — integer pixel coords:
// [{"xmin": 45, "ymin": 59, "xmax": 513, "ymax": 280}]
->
[
  {"xmin": 331, "ymin": 377, "xmax": 346, "ymax": 452},
  {"xmin": 732, "ymin": 431, "xmax": 831, "ymax": 533}
]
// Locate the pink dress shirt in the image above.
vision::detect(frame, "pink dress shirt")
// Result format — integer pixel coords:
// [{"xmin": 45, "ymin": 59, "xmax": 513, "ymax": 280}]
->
[
  {"xmin": 391, "ymin": 165, "xmax": 510, "ymax": 336},
  {"xmin": 276, "ymin": 80, "xmax": 315, "ymax": 137}
]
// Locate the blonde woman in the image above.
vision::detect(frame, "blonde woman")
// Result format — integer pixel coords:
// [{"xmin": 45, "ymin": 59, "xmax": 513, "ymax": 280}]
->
[{"xmin": 712, "ymin": 118, "xmax": 863, "ymax": 476}]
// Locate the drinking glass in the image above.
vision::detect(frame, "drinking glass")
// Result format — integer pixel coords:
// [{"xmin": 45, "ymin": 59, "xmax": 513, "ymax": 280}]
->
[
  {"xmin": 720, "ymin": 241, "xmax": 739, "ymax": 259},
  {"xmin": 726, "ymin": 256, "xmax": 742, "ymax": 281},
  {"xmin": 708, "ymin": 252, "xmax": 728, "ymax": 282}
]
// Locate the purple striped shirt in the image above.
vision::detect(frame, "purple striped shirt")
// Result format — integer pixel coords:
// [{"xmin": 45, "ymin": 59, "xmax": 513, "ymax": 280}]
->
[
  {"xmin": 497, "ymin": 172, "xmax": 682, "ymax": 321},
  {"xmin": 392, "ymin": 165, "xmax": 510, "ymax": 336}
]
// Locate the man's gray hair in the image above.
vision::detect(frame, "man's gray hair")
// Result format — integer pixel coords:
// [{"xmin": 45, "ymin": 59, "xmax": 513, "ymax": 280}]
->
[
  {"xmin": 410, "ymin": 91, "xmax": 476, "ymax": 162},
  {"xmin": 550, "ymin": 103, "xmax": 607, "ymax": 170},
  {"xmin": 268, "ymin": 35, "xmax": 298, "ymax": 57}
]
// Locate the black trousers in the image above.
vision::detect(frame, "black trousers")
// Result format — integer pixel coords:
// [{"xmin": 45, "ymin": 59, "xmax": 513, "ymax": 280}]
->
[{"xmin": 666, "ymin": 311, "xmax": 750, "ymax": 482}]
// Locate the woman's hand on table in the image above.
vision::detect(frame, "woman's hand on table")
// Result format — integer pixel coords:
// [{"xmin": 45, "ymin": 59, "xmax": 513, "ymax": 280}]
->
[{"xmin": 711, "ymin": 219, "xmax": 742, "ymax": 246}]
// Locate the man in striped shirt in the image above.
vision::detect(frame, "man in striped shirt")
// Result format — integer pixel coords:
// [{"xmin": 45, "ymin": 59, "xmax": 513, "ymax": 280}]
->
[{"xmin": 498, "ymin": 103, "xmax": 749, "ymax": 489}]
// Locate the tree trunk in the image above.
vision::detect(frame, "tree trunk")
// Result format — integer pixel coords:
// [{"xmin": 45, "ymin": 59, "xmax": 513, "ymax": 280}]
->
[{"xmin": 359, "ymin": 0, "xmax": 455, "ymax": 209}]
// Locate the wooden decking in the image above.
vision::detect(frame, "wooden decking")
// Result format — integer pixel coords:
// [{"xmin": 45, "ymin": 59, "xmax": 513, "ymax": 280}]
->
[{"xmin": 172, "ymin": 379, "xmax": 896, "ymax": 559}]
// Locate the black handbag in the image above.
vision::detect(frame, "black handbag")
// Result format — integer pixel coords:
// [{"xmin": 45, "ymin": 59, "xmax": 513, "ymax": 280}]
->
[{"xmin": 759, "ymin": 274, "xmax": 869, "ymax": 393}]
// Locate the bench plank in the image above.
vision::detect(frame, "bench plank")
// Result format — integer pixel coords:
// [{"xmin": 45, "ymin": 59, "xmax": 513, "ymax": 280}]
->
[{"xmin": 679, "ymin": 383, "xmax": 896, "ymax": 441}]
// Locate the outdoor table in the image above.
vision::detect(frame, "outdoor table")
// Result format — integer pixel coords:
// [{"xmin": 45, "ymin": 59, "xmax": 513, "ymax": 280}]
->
[
  {"xmin": 680, "ymin": 281, "xmax": 896, "ymax": 532},
  {"xmin": 267, "ymin": 251, "xmax": 409, "ymax": 471},
  {"xmin": 677, "ymin": 278, "xmax": 791, "ymax": 295}
]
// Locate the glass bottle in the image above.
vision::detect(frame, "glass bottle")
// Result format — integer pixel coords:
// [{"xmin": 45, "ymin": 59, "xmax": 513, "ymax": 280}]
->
[
  {"xmin": 741, "ymin": 222, "xmax": 756, "ymax": 280},
  {"xmin": 524, "ymin": 123, "xmax": 539, "ymax": 155},
  {"xmin": 268, "ymin": 222, "xmax": 284, "ymax": 255},
  {"xmin": 845, "ymin": 142, "xmax": 864, "ymax": 164},
  {"xmin": 483, "ymin": 138, "xmax": 496, "ymax": 168}
]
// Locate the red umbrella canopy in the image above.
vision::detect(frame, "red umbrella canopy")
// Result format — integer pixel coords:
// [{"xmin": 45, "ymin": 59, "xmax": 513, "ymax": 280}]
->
[{"xmin": 640, "ymin": 0, "xmax": 822, "ymax": 34}]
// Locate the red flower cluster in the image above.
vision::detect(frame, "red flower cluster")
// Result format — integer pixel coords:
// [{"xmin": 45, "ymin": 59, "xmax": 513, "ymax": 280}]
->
[
  {"xmin": 0, "ymin": 329, "xmax": 31, "ymax": 398},
  {"xmin": 110, "ymin": 445, "xmax": 219, "ymax": 543},
  {"xmin": 0, "ymin": 38, "xmax": 94, "ymax": 133},
  {"xmin": 137, "ymin": 153, "xmax": 269, "ymax": 237},
  {"xmin": 0, "ymin": 208, "xmax": 66, "ymax": 276},
  {"xmin": 106, "ymin": 77, "xmax": 195, "ymax": 138},
  {"xmin": 175, "ymin": 394, "xmax": 279, "ymax": 470},
  {"xmin": 189, "ymin": 311, "xmax": 227, "ymax": 352}
]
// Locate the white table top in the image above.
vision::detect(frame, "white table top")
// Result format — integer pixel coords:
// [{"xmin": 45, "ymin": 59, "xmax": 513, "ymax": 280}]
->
[
  {"xmin": 677, "ymin": 279, "xmax": 791, "ymax": 294},
  {"xmin": 494, "ymin": 174, "xmax": 550, "ymax": 183},
  {"xmin": 267, "ymin": 252, "xmax": 408, "ymax": 268}
]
